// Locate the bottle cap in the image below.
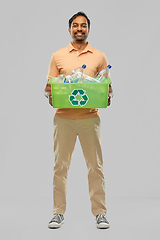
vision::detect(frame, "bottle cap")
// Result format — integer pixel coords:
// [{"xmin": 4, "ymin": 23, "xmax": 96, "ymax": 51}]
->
[
  {"xmin": 107, "ymin": 64, "xmax": 112, "ymax": 69},
  {"xmin": 82, "ymin": 64, "xmax": 86, "ymax": 69}
]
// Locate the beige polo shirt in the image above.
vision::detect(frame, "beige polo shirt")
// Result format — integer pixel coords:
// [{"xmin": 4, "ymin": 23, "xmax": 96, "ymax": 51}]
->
[{"xmin": 47, "ymin": 42, "xmax": 108, "ymax": 119}]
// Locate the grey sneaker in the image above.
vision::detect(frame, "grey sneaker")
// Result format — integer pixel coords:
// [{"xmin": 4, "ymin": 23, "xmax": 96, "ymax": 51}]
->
[
  {"xmin": 96, "ymin": 214, "xmax": 110, "ymax": 229},
  {"xmin": 48, "ymin": 213, "xmax": 64, "ymax": 229}
]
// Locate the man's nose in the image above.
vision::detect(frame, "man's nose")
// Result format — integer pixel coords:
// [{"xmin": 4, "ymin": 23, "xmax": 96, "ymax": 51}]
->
[{"xmin": 77, "ymin": 25, "xmax": 82, "ymax": 31}]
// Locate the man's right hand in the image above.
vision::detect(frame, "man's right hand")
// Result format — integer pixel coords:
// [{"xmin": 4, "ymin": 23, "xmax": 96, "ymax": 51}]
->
[
  {"xmin": 44, "ymin": 83, "xmax": 53, "ymax": 106},
  {"xmin": 48, "ymin": 94, "xmax": 53, "ymax": 106}
]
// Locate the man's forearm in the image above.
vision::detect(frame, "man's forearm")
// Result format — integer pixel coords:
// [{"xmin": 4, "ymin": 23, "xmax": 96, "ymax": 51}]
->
[
  {"xmin": 109, "ymin": 84, "xmax": 114, "ymax": 98},
  {"xmin": 44, "ymin": 81, "xmax": 51, "ymax": 98}
]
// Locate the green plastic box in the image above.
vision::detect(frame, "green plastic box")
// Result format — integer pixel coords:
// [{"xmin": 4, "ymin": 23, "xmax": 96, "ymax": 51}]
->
[{"xmin": 48, "ymin": 78, "xmax": 112, "ymax": 108}]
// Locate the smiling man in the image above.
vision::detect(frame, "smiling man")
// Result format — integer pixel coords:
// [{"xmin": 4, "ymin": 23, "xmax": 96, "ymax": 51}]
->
[
  {"xmin": 45, "ymin": 12, "xmax": 113, "ymax": 229},
  {"xmin": 69, "ymin": 16, "xmax": 89, "ymax": 42}
]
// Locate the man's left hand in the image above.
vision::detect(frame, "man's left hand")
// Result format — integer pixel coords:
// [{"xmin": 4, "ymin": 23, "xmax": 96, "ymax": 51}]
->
[
  {"xmin": 107, "ymin": 84, "xmax": 114, "ymax": 106},
  {"xmin": 107, "ymin": 96, "xmax": 111, "ymax": 106}
]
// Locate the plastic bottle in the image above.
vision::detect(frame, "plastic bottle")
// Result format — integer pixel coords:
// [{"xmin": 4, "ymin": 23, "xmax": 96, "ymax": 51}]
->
[
  {"xmin": 56, "ymin": 74, "xmax": 65, "ymax": 83},
  {"xmin": 94, "ymin": 65, "xmax": 112, "ymax": 81},
  {"xmin": 48, "ymin": 75, "xmax": 65, "ymax": 83},
  {"xmin": 49, "ymin": 74, "xmax": 65, "ymax": 83},
  {"xmin": 79, "ymin": 74, "xmax": 100, "ymax": 83},
  {"xmin": 64, "ymin": 75, "xmax": 72, "ymax": 83},
  {"xmin": 70, "ymin": 64, "xmax": 86, "ymax": 83}
]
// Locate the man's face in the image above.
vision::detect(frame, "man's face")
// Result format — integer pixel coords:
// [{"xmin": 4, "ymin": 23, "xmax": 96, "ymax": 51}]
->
[{"xmin": 69, "ymin": 16, "xmax": 90, "ymax": 42}]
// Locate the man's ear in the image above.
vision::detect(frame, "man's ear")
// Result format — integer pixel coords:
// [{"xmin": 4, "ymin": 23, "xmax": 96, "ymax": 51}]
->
[{"xmin": 68, "ymin": 28, "xmax": 71, "ymax": 35}]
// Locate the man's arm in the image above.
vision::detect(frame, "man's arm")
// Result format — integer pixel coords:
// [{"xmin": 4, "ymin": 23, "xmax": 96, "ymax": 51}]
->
[
  {"xmin": 44, "ymin": 81, "xmax": 52, "ymax": 106},
  {"xmin": 107, "ymin": 84, "xmax": 114, "ymax": 106},
  {"xmin": 44, "ymin": 53, "xmax": 59, "ymax": 106},
  {"xmin": 100, "ymin": 53, "xmax": 114, "ymax": 106}
]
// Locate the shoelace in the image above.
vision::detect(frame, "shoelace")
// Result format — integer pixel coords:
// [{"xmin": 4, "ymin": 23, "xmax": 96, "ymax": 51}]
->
[
  {"xmin": 96, "ymin": 214, "xmax": 107, "ymax": 222},
  {"xmin": 51, "ymin": 214, "xmax": 62, "ymax": 223}
]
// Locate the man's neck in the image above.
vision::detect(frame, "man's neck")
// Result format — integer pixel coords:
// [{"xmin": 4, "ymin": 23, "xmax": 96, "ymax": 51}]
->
[{"xmin": 71, "ymin": 41, "xmax": 88, "ymax": 53}]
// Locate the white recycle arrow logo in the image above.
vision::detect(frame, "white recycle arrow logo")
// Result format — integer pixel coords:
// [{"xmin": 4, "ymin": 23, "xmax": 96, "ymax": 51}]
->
[{"xmin": 69, "ymin": 89, "xmax": 89, "ymax": 107}]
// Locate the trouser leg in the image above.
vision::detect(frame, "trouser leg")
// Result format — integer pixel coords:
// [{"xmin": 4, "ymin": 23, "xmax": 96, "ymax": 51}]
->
[
  {"xmin": 77, "ymin": 117, "xmax": 107, "ymax": 216},
  {"xmin": 53, "ymin": 116, "xmax": 77, "ymax": 215}
]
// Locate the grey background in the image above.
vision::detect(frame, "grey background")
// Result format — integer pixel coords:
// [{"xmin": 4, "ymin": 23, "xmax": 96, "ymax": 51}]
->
[{"xmin": 0, "ymin": 0, "xmax": 160, "ymax": 239}]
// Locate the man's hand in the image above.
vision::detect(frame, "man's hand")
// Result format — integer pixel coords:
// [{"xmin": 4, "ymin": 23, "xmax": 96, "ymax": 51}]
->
[
  {"xmin": 107, "ymin": 96, "xmax": 111, "ymax": 106},
  {"xmin": 49, "ymin": 95, "xmax": 53, "ymax": 106},
  {"xmin": 107, "ymin": 84, "xmax": 114, "ymax": 106},
  {"xmin": 44, "ymin": 83, "xmax": 53, "ymax": 106}
]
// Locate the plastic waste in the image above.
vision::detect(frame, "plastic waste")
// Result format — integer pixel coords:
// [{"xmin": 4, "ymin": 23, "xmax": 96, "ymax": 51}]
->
[
  {"xmin": 57, "ymin": 74, "xmax": 66, "ymax": 83},
  {"xmin": 63, "ymin": 64, "xmax": 86, "ymax": 83},
  {"xmin": 79, "ymin": 74, "xmax": 100, "ymax": 83},
  {"xmin": 94, "ymin": 65, "xmax": 112, "ymax": 81},
  {"xmin": 70, "ymin": 64, "xmax": 86, "ymax": 83},
  {"xmin": 49, "ymin": 64, "xmax": 112, "ymax": 84},
  {"xmin": 64, "ymin": 75, "xmax": 72, "ymax": 83},
  {"xmin": 49, "ymin": 74, "xmax": 65, "ymax": 83},
  {"xmin": 71, "ymin": 64, "xmax": 86, "ymax": 76}
]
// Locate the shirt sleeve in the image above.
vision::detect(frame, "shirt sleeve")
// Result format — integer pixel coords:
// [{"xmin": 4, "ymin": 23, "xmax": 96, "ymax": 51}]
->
[{"xmin": 47, "ymin": 53, "xmax": 59, "ymax": 79}]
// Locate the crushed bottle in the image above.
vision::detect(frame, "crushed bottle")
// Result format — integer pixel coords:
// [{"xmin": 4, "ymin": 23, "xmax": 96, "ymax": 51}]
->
[
  {"xmin": 79, "ymin": 74, "xmax": 100, "ymax": 83},
  {"xmin": 94, "ymin": 65, "xmax": 112, "ymax": 81},
  {"xmin": 49, "ymin": 64, "xmax": 112, "ymax": 84},
  {"xmin": 70, "ymin": 64, "xmax": 86, "ymax": 83},
  {"xmin": 49, "ymin": 74, "xmax": 65, "ymax": 83}
]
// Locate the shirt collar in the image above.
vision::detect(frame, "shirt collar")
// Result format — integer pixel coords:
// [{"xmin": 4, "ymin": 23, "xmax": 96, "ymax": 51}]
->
[{"xmin": 68, "ymin": 42, "xmax": 93, "ymax": 53}]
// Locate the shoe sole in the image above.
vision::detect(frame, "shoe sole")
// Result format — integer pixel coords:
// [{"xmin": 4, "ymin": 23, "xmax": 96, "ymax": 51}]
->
[
  {"xmin": 97, "ymin": 223, "xmax": 110, "ymax": 229},
  {"xmin": 48, "ymin": 220, "xmax": 64, "ymax": 229}
]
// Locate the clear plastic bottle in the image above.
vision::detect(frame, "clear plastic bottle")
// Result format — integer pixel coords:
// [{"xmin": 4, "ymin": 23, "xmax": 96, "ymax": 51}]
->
[
  {"xmin": 64, "ymin": 75, "xmax": 72, "ymax": 83},
  {"xmin": 57, "ymin": 74, "xmax": 66, "ymax": 82},
  {"xmin": 79, "ymin": 74, "xmax": 100, "ymax": 83},
  {"xmin": 48, "ymin": 74, "xmax": 65, "ymax": 83},
  {"xmin": 70, "ymin": 64, "xmax": 86, "ymax": 83},
  {"xmin": 94, "ymin": 65, "xmax": 112, "ymax": 81}
]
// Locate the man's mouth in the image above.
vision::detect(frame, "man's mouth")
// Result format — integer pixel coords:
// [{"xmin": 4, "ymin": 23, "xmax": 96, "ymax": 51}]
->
[{"xmin": 75, "ymin": 32, "xmax": 84, "ymax": 37}]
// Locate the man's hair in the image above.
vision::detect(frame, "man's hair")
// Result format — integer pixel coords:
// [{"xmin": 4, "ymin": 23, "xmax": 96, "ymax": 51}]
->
[{"xmin": 68, "ymin": 12, "xmax": 90, "ymax": 29}]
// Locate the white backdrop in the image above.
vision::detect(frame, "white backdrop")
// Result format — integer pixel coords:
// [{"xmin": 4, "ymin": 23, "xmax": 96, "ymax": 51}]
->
[{"xmin": 0, "ymin": 0, "xmax": 160, "ymax": 238}]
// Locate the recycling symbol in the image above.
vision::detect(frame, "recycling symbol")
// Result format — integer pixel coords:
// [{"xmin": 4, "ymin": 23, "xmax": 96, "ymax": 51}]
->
[{"xmin": 69, "ymin": 89, "xmax": 89, "ymax": 107}]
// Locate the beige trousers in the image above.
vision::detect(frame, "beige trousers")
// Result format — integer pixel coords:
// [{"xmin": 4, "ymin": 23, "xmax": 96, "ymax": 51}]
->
[{"xmin": 53, "ymin": 115, "xmax": 107, "ymax": 216}]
